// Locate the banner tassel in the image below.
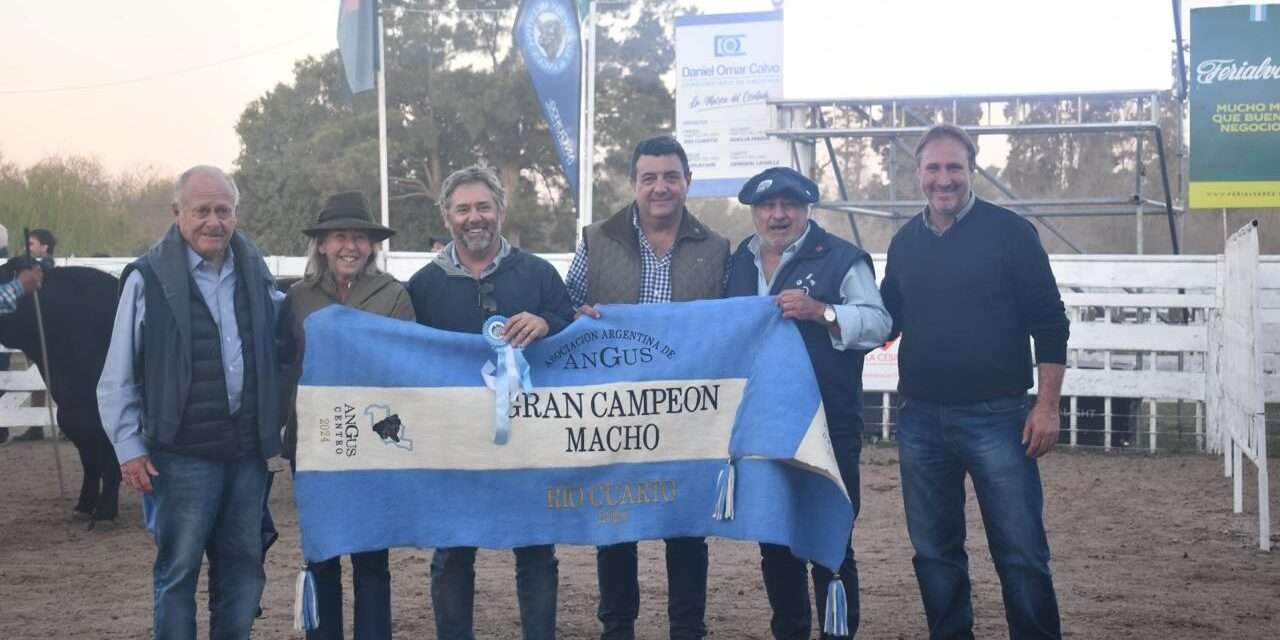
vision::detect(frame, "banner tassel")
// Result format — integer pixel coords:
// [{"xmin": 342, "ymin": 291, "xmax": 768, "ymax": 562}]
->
[
  {"xmin": 712, "ymin": 458, "xmax": 736, "ymax": 520},
  {"xmin": 293, "ymin": 567, "xmax": 319, "ymax": 631},
  {"xmin": 823, "ymin": 576, "xmax": 849, "ymax": 637}
]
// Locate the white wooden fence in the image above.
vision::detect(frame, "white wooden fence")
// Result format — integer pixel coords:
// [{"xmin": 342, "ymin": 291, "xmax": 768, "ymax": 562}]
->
[
  {"xmin": 30, "ymin": 251, "xmax": 1280, "ymax": 453},
  {"xmin": 860, "ymin": 253, "xmax": 1280, "ymax": 454},
  {"xmin": 1207, "ymin": 222, "xmax": 1270, "ymax": 550},
  {"xmin": 39, "ymin": 250, "xmax": 1280, "ymax": 452},
  {"xmin": 0, "ymin": 356, "xmax": 53, "ymax": 434}
]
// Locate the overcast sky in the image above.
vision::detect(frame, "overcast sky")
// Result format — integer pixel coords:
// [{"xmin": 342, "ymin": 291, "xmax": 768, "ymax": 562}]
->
[{"xmin": 0, "ymin": 0, "xmax": 1235, "ymax": 176}]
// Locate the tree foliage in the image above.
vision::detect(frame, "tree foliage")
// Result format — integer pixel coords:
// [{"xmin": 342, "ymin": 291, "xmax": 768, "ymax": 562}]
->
[
  {"xmin": 996, "ymin": 96, "xmax": 1184, "ymax": 253},
  {"xmin": 234, "ymin": 0, "xmax": 689, "ymax": 256},
  {"xmin": 0, "ymin": 154, "xmax": 166, "ymax": 257},
  {"xmin": 800, "ymin": 96, "xmax": 1203, "ymax": 254}
]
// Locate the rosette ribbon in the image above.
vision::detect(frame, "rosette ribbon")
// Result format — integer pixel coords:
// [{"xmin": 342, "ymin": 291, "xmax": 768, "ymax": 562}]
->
[{"xmin": 480, "ymin": 315, "xmax": 533, "ymax": 445}]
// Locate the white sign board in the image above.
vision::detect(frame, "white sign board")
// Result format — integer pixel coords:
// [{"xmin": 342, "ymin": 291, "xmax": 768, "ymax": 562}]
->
[
  {"xmin": 675, "ymin": 11, "xmax": 787, "ymax": 198},
  {"xmin": 778, "ymin": 0, "xmax": 1169, "ymax": 98},
  {"xmin": 861, "ymin": 338, "xmax": 900, "ymax": 393}
]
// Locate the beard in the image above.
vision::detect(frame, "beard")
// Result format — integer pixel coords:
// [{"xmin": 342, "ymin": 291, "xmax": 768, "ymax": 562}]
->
[
  {"xmin": 456, "ymin": 227, "xmax": 496, "ymax": 253},
  {"xmin": 927, "ymin": 186, "xmax": 968, "ymax": 217}
]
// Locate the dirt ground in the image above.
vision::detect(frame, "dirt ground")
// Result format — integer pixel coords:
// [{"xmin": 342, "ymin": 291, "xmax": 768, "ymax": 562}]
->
[{"xmin": 1, "ymin": 442, "xmax": 1277, "ymax": 640}]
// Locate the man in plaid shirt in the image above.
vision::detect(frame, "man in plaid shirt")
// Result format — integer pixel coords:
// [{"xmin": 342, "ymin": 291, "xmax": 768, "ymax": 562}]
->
[
  {"xmin": 0, "ymin": 261, "xmax": 42, "ymax": 445},
  {"xmin": 566, "ymin": 135, "xmax": 729, "ymax": 640},
  {"xmin": 0, "ymin": 263, "xmax": 42, "ymax": 314}
]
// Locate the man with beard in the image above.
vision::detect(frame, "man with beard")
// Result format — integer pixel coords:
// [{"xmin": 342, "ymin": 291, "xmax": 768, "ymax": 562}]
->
[
  {"xmin": 406, "ymin": 164, "xmax": 573, "ymax": 640},
  {"xmin": 725, "ymin": 166, "xmax": 891, "ymax": 639},
  {"xmin": 565, "ymin": 135, "xmax": 729, "ymax": 640},
  {"xmin": 880, "ymin": 124, "xmax": 1067, "ymax": 639}
]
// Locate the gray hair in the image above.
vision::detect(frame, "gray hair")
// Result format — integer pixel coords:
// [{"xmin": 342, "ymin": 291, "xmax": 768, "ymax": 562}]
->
[
  {"xmin": 173, "ymin": 165, "xmax": 240, "ymax": 208},
  {"xmin": 439, "ymin": 165, "xmax": 506, "ymax": 214},
  {"xmin": 302, "ymin": 232, "xmax": 383, "ymax": 284}
]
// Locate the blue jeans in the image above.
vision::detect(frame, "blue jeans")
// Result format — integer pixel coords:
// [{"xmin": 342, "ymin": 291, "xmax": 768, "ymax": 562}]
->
[
  {"xmin": 896, "ymin": 395, "xmax": 1061, "ymax": 640},
  {"xmin": 760, "ymin": 434, "xmax": 862, "ymax": 639},
  {"xmin": 431, "ymin": 545, "xmax": 558, "ymax": 640},
  {"xmin": 150, "ymin": 451, "xmax": 268, "ymax": 640},
  {"xmin": 596, "ymin": 537, "xmax": 708, "ymax": 640},
  {"xmin": 308, "ymin": 550, "xmax": 391, "ymax": 640}
]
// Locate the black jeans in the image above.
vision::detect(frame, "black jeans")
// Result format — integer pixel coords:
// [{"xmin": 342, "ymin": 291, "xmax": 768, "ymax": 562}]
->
[
  {"xmin": 759, "ymin": 434, "xmax": 862, "ymax": 639},
  {"xmin": 596, "ymin": 537, "xmax": 709, "ymax": 639}
]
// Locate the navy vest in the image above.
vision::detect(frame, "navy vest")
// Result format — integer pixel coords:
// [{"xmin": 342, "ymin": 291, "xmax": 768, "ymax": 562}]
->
[
  {"xmin": 725, "ymin": 221, "xmax": 872, "ymax": 437},
  {"xmin": 134, "ymin": 261, "xmax": 260, "ymax": 460}
]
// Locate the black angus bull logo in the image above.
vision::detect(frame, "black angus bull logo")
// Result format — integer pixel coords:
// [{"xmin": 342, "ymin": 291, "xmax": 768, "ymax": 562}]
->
[
  {"xmin": 364, "ymin": 404, "xmax": 414, "ymax": 452},
  {"xmin": 372, "ymin": 414, "xmax": 403, "ymax": 442}
]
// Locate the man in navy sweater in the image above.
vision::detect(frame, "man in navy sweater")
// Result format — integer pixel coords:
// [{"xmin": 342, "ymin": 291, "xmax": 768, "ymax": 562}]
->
[
  {"xmin": 880, "ymin": 124, "xmax": 1068, "ymax": 640},
  {"xmin": 725, "ymin": 167, "xmax": 891, "ymax": 638},
  {"xmin": 407, "ymin": 165, "xmax": 573, "ymax": 640}
]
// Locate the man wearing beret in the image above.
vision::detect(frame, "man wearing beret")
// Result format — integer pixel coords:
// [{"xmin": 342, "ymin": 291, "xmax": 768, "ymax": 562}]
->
[{"xmin": 725, "ymin": 166, "xmax": 891, "ymax": 639}]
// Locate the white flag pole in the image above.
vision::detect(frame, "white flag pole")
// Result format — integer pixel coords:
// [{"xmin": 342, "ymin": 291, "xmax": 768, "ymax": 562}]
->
[
  {"xmin": 576, "ymin": 1, "xmax": 597, "ymax": 242},
  {"xmin": 377, "ymin": 4, "xmax": 392, "ymax": 262}
]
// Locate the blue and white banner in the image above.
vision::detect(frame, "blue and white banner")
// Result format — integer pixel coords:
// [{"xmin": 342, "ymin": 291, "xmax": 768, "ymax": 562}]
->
[
  {"xmin": 675, "ymin": 11, "xmax": 786, "ymax": 198},
  {"xmin": 515, "ymin": 0, "xmax": 582, "ymax": 196},
  {"xmin": 293, "ymin": 298, "xmax": 852, "ymax": 571}
]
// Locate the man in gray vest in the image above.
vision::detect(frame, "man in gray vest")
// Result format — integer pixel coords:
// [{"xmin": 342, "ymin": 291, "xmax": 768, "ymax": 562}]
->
[
  {"xmin": 98, "ymin": 165, "xmax": 282, "ymax": 639},
  {"xmin": 565, "ymin": 135, "xmax": 729, "ymax": 640}
]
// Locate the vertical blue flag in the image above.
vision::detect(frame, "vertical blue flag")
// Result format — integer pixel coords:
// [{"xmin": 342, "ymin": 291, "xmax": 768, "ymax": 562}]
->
[
  {"xmin": 515, "ymin": 0, "xmax": 582, "ymax": 197},
  {"xmin": 338, "ymin": 0, "xmax": 377, "ymax": 94}
]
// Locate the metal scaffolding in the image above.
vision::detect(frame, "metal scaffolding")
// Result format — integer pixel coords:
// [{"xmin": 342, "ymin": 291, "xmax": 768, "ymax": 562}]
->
[{"xmin": 767, "ymin": 90, "xmax": 1184, "ymax": 254}]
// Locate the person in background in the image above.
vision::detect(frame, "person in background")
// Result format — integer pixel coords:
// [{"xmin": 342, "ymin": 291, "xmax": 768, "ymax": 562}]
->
[
  {"xmin": 28, "ymin": 228, "xmax": 56, "ymax": 265},
  {"xmin": 280, "ymin": 190, "xmax": 412, "ymax": 640},
  {"xmin": 0, "ymin": 260, "xmax": 43, "ymax": 445},
  {"xmin": 0, "ymin": 263, "xmax": 42, "ymax": 314},
  {"xmin": 0, "ymin": 222, "xmax": 12, "ymax": 402},
  {"xmin": 11, "ymin": 227, "xmax": 57, "ymax": 441}
]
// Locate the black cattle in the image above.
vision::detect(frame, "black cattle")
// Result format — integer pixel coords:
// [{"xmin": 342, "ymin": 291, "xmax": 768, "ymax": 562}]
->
[
  {"xmin": 1063, "ymin": 396, "xmax": 1140, "ymax": 448},
  {"xmin": 0, "ymin": 260, "xmax": 121, "ymax": 521}
]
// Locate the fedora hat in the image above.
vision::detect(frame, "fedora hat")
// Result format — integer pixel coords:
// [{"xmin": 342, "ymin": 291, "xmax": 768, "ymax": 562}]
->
[{"xmin": 302, "ymin": 191, "xmax": 396, "ymax": 242}]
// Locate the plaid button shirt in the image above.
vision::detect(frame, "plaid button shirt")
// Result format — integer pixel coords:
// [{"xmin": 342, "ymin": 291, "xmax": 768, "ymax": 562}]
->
[
  {"xmin": 566, "ymin": 209, "xmax": 674, "ymax": 306},
  {"xmin": 0, "ymin": 277, "xmax": 26, "ymax": 315}
]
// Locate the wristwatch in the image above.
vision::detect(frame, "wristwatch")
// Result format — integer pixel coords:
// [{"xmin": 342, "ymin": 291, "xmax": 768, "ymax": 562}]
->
[{"xmin": 822, "ymin": 304, "xmax": 837, "ymax": 326}]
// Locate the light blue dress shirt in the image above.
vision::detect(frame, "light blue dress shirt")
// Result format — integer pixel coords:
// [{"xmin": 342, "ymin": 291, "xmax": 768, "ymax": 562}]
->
[
  {"xmin": 97, "ymin": 246, "xmax": 282, "ymax": 463},
  {"xmin": 747, "ymin": 222, "xmax": 892, "ymax": 351}
]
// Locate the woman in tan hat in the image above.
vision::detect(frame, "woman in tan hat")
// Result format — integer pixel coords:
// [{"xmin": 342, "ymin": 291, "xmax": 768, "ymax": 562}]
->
[{"xmin": 280, "ymin": 191, "xmax": 413, "ymax": 640}]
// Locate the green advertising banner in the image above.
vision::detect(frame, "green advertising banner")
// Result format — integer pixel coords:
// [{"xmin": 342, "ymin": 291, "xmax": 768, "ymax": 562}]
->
[{"xmin": 1190, "ymin": 4, "xmax": 1280, "ymax": 208}]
